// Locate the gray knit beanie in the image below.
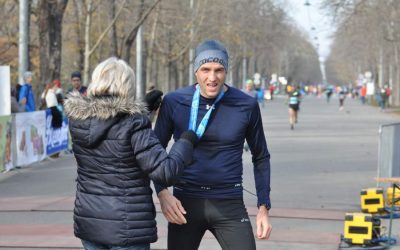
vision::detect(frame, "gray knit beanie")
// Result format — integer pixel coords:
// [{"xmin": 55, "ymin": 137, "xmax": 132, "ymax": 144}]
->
[{"xmin": 193, "ymin": 39, "xmax": 229, "ymax": 73}]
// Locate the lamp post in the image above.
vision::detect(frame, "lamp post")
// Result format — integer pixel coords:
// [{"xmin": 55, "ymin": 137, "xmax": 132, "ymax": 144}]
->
[
  {"xmin": 19, "ymin": 0, "xmax": 29, "ymax": 85},
  {"xmin": 136, "ymin": 26, "xmax": 143, "ymax": 100}
]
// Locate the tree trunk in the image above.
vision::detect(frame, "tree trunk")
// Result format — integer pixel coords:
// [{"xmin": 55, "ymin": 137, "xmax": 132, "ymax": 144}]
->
[
  {"xmin": 37, "ymin": 0, "xmax": 68, "ymax": 91},
  {"xmin": 72, "ymin": 0, "xmax": 84, "ymax": 72},
  {"xmin": 82, "ymin": 1, "xmax": 125, "ymax": 85},
  {"xmin": 83, "ymin": 0, "xmax": 93, "ymax": 86},
  {"xmin": 169, "ymin": 62, "xmax": 175, "ymax": 91},
  {"xmin": 378, "ymin": 46, "xmax": 384, "ymax": 88},
  {"xmin": 143, "ymin": 39, "xmax": 148, "ymax": 89},
  {"xmin": 182, "ymin": 52, "xmax": 189, "ymax": 86},
  {"xmin": 121, "ymin": 0, "xmax": 161, "ymax": 64},
  {"xmin": 394, "ymin": 44, "xmax": 399, "ymax": 106},
  {"xmin": 233, "ymin": 59, "xmax": 240, "ymax": 88},
  {"xmin": 178, "ymin": 57, "xmax": 184, "ymax": 88},
  {"xmin": 145, "ymin": 43, "xmax": 153, "ymax": 89},
  {"xmin": 145, "ymin": 5, "xmax": 159, "ymax": 89},
  {"xmin": 165, "ymin": 57, "xmax": 171, "ymax": 92},
  {"xmin": 27, "ymin": 1, "xmax": 31, "ymax": 71},
  {"xmin": 107, "ymin": 0, "xmax": 118, "ymax": 57},
  {"xmin": 122, "ymin": 0, "xmax": 144, "ymax": 64},
  {"xmin": 153, "ymin": 57, "xmax": 159, "ymax": 89}
]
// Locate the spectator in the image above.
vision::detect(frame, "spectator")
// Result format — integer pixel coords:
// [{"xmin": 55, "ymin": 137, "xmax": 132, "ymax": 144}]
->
[
  {"xmin": 41, "ymin": 80, "xmax": 63, "ymax": 128},
  {"xmin": 68, "ymin": 71, "xmax": 87, "ymax": 96},
  {"xmin": 378, "ymin": 85, "xmax": 390, "ymax": 111},
  {"xmin": 10, "ymin": 86, "xmax": 24, "ymax": 113},
  {"xmin": 384, "ymin": 84, "xmax": 391, "ymax": 108},
  {"xmin": 18, "ymin": 71, "xmax": 36, "ymax": 112},
  {"xmin": 53, "ymin": 79, "xmax": 64, "ymax": 105},
  {"xmin": 64, "ymin": 57, "xmax": 197, "ymax": 250},
  {"xmin": 359, "ymin": 84, "xmax": 367, "ymax": 104}
]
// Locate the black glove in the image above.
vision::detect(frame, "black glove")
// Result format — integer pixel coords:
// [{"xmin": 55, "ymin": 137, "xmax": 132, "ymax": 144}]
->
[
  {"xmin": 180, "ymin": 130, "xmax": 199, "ymax": 146},
  {"xmin": 145, "ymin": 89, "xmax": 163, "ymax": 112}
]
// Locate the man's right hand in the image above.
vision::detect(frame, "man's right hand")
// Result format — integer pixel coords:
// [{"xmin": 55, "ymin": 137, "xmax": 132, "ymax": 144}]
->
[{"xmin": 158, "ymin": 189, "xmax": 187, "ymax": 225}]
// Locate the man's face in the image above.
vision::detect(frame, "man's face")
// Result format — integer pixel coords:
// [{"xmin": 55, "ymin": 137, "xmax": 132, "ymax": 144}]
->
[
  {"xmin": 195, "ymin": 62, "xmax": 226, "ymax": 99},
  {"xmin": 71, "ymin": 77, "xmax": 82, "ymax": 89}
]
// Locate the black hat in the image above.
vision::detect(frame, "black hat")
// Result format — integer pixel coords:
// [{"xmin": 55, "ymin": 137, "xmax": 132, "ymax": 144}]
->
[{"xmin": 71, "ymin": 71, "xmax": 81, "ymax": 79}]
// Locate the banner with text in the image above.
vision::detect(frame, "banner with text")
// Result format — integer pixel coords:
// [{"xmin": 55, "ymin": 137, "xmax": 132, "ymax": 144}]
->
[{"xmin": 45, "ymin": 109, "xmax": 69, "ymax": 155}]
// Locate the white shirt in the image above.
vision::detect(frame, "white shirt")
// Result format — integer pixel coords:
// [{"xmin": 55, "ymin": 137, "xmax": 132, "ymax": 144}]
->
[{"xmin": 45, "ymin": 89, "xmax": 58, "ymax": 108}]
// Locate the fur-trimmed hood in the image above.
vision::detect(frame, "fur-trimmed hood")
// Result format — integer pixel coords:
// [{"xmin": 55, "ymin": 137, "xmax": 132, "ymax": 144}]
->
[{"xmin": 64, "ymin": 91, "xmax": 147, "ymax": 120}]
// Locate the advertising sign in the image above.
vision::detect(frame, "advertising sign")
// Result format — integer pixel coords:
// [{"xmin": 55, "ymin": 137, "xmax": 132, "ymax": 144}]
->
[
  {"xmin": 15, "ymin": 111, "xmax": 46, "ymax": 166},
  {"xmin": 0, "ymin": 115, "xmax": 12, "ymax": 171},
  {"xmin": 45, "ymin": 109, "xmax": 69, "ymax": 155},
  {"xmin": 0, "ymin": 66, "xmax": 11, "ymax": 116}
]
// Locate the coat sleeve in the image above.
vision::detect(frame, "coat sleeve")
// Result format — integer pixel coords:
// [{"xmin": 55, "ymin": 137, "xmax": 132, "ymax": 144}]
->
[
  {"xmin": 18, "ymin": 85, "xmax": 27, "ymax": 103},
  {"xmin": 131, "ymin": 116, "xmax": 193, "ymax": 186}
]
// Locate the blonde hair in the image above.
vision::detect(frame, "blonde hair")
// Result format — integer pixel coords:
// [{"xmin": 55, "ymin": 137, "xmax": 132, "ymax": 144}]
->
[{"xmin": 87, "ymin": 57, "xmax": 135, "ymax": 99}]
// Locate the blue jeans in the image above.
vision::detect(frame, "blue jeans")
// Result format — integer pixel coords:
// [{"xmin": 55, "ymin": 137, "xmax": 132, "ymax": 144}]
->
[{"xmin": 81, "ymin": 240, "xmax": 150, "ymax": 250}]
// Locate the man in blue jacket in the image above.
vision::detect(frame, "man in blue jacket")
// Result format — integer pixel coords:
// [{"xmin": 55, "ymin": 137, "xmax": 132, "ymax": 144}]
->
[
  {"xmin": 154, "ymin": 39, "xmax": 272, "ymax": 250},
  {"xmin": 19, "ymin": 71, "xmax": 36, "ymax": 112}
]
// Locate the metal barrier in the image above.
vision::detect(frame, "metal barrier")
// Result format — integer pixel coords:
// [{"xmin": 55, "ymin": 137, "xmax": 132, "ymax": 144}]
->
[{"xmin": 377, "ymin": 123, "xmax": 400, "ymax": 189}]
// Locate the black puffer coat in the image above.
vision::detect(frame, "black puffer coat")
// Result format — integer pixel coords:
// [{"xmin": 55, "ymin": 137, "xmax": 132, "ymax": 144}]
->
[{"xmin": 64, "ymin": 92, "xmax": 193, "ymax": 246}]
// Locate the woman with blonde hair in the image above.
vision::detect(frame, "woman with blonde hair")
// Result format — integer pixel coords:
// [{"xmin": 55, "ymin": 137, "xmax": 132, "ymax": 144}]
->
[{"xmin": 64, "ymin": 57, "xmax": 197, "ymax": 250}]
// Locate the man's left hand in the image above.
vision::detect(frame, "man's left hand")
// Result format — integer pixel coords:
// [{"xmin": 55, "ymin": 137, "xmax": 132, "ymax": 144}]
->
[{"xmin": 256, "ymin": 205, "xmax": 272, "ymax": 239}]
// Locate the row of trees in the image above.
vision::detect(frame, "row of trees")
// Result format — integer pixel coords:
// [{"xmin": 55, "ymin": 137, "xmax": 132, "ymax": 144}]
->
[
  {"xmin": 323, "ymin": 0, "xmax": 400, "ymax": 106},
  {"xmin": 0, "ymin": 0, "xmax": 321, "ymax": 99}
]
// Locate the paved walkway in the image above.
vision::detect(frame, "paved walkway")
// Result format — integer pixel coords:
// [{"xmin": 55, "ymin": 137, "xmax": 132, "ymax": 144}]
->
[
  {"xmin": 0, "ymin": 193, "xmax": 344, "ymax": 249},
  {"xmin": 0, "ymin": 94, "xmax": 399, "ymax": 249}
]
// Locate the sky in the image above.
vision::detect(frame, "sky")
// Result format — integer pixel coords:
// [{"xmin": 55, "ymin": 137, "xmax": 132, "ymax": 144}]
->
[
  {"xmin": 275, "ymin": 0, "xmax": 337, "ymax": 83},
  {"xmin": 280, "ymin": 0, "xmax": 335, "ymax": 62}
]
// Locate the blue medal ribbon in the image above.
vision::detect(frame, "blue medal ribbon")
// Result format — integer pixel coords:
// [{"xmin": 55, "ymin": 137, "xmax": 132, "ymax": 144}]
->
[{"xmin": 188, "ymin": 84, "xmax": 225, "ymax": 138}]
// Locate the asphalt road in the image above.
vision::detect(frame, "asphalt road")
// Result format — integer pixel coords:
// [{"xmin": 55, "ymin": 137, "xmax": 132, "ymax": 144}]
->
[{"xmin": 0, "ymin": 94, "xmax": 399, "ymax": 250}]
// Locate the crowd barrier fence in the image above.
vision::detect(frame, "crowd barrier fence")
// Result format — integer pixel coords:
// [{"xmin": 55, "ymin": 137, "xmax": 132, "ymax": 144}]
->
[{"xmin": 0, "ymin": 110, "xmax": 69, "ymax": 172}]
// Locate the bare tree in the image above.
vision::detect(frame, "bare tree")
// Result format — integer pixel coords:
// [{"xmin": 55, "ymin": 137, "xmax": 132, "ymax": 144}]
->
[
  {"xmin": 82, "ymin": 0, "xmax": 126, "ymax": 85},
  {"xmin": 121, "ymin": 0, "xmax": 161, "ymax": 63},
  {"xmin": 0, "ymin": 0, "xmax": 322, "ymax": 97},
  {"xmin": 0, "ymin": 2, "xmax": 19, "ymax": 67},
  {"xmin": 36, "ymin": 0, "xmax": 68, "ymax": 91},
  {"xmin": 107, "ymin": 0, "xmax": 119, "ymax": 57},
  {"xmin": 72, "ymin": 0, "xmax": 85, "ymax": 72},
  {"xmin": 322, "ymin": 0, "xmax": 400, "ymax": 105}
]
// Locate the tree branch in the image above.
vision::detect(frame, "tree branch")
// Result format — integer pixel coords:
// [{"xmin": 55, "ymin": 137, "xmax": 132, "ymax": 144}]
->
[
  {"xmin": 123, "ymin": 0, "xmax": 162, "ymax": 46},
  {"xmin": 88, "ymin": 0, "xmax": 126, "ymax": 56}
]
